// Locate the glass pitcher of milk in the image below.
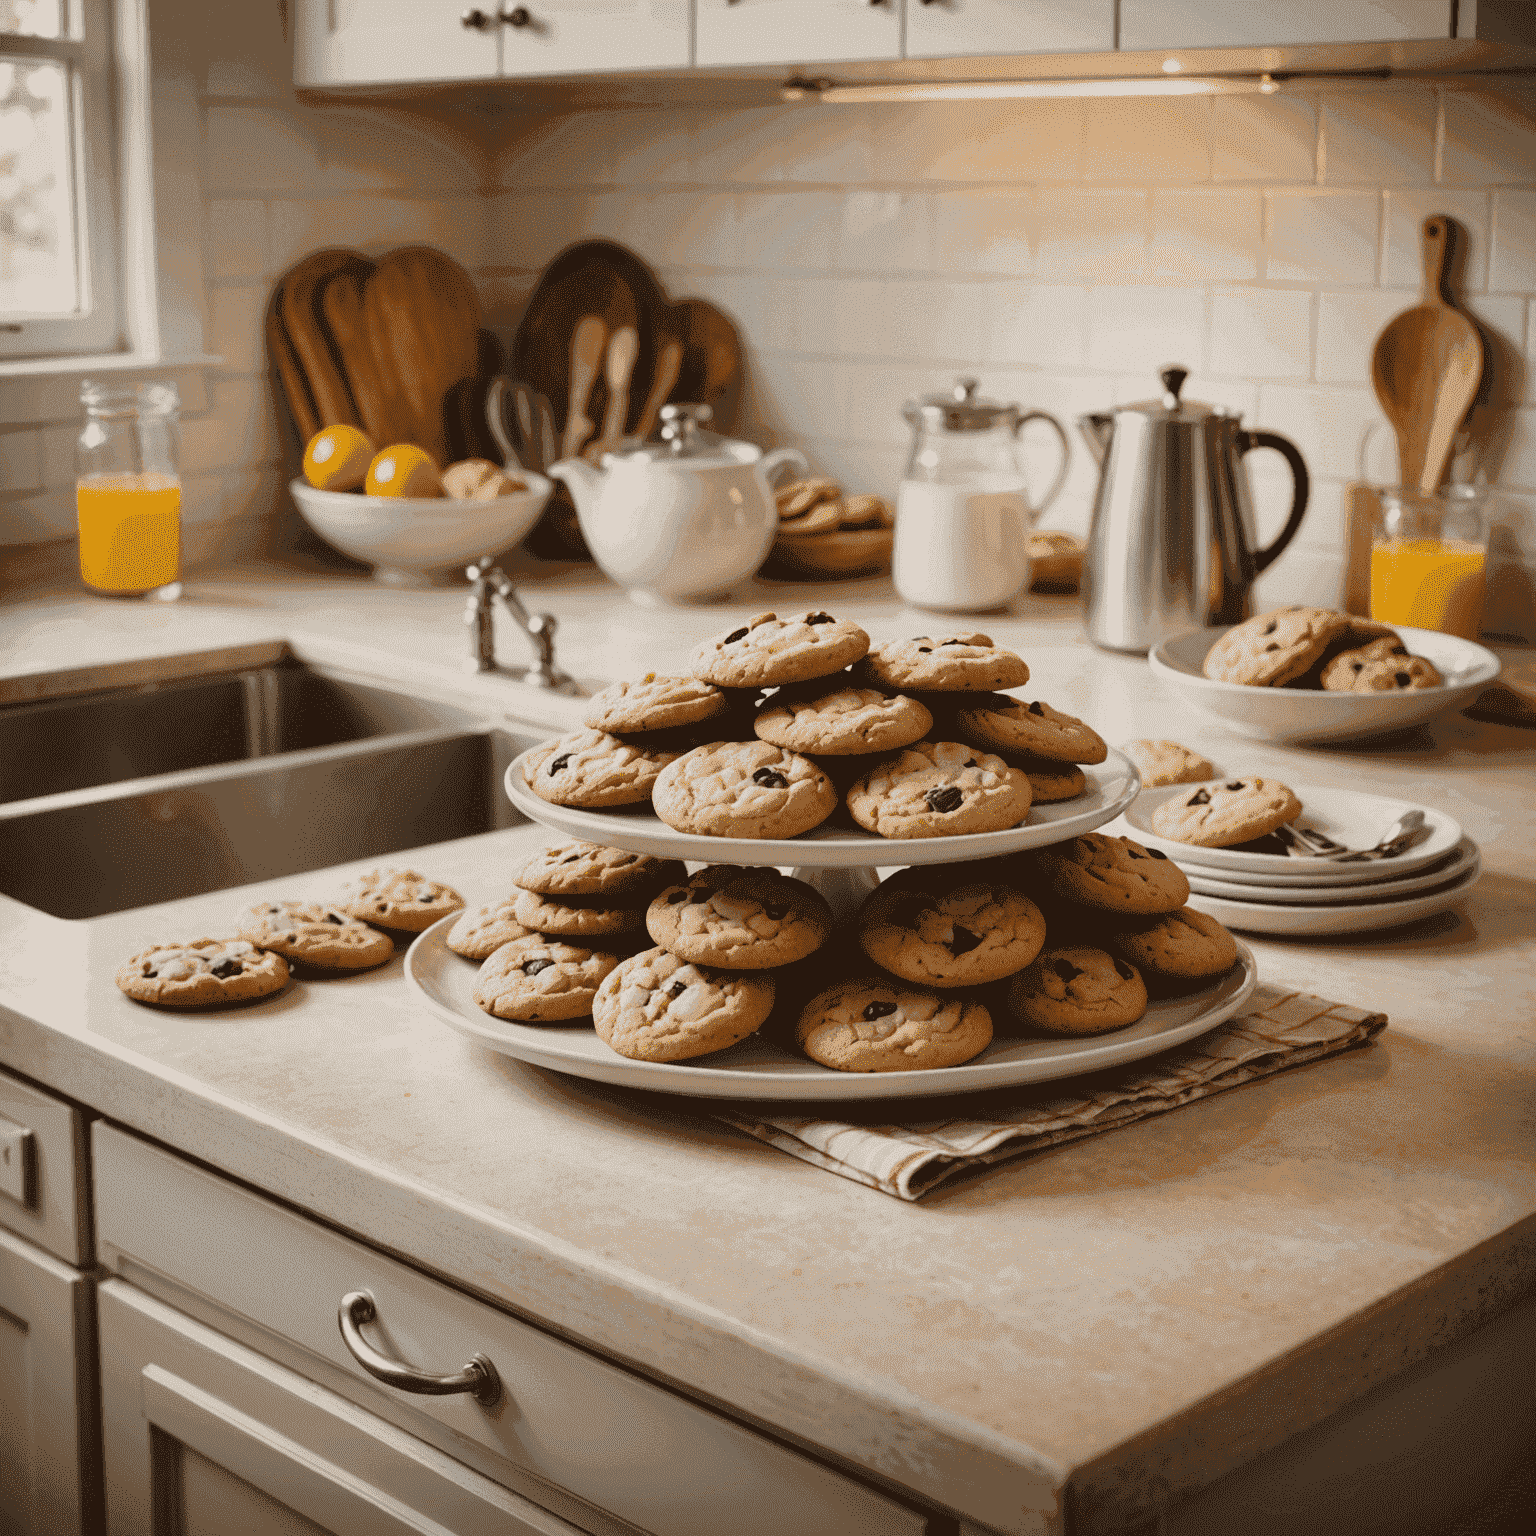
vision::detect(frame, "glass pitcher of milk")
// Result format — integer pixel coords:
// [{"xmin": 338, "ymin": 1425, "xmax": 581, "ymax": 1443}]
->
[{"xmin": 894, "ymin": 378, "xmax": 1069, "ymax": 612}]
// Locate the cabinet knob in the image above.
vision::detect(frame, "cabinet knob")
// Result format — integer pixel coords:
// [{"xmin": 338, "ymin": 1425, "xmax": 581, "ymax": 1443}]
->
[
  {"xmin": 338, "ymin": 1292, "xmax": 502, "ymax": 1408},
  {"xmin": 460, "ymin": 7, "xmax": 496, "ymax": 28},
  {"xmin": 502, "ymin": 4, "xmax": 533, "ymax": 25}
]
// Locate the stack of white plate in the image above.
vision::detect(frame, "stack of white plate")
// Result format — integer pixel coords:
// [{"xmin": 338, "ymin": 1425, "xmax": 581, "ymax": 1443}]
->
[{"xmin": 1120, "ymin": 787, "xmax": 1481, "ymax": 937}]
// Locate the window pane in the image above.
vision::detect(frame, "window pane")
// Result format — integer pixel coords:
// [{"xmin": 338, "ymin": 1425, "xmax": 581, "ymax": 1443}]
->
[
  {"xmin": 0, "ymin": 2, "xmax": 63, "ymax": 40},
  {"xmin": 0, "ymin": 58, "xmax": 78, "ymax": 316}
]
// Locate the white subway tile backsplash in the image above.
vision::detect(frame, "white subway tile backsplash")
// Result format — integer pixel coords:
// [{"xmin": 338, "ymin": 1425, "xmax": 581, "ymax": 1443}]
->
[
  {"xmin": 1266, "ymin": 192, "xmax": 1379, "ymax": 285},
  {"xmin": 1085, "ymin": 286, "xmax": 1206, "ymax": 375},
  {"xmin": 209, "ymin": 285, "xmax": 268, "ymax": 375},
  {"xmin": 489, "ymin": 192, "xmax": 594, "ymax": 271},
  {"xmin": 837, "ymin": 191, "xmax": 935, "ymax": 274},
  {"xmin": 207, "ymin": 199, "xmax": 266, "ymax": 279},
  {"xmin": 1490, "ymin": 192, "xmax": 1536, "ymax": 294},
  {"xmin": 1212, "ymin": 95, "xmax": 1318, "ymax": 184},
  {"xmin": 735, "ymin": 192, "xmax": 842, "ymax": 271},
  {"xmin": 1254, "ymin": 384, "xmax": 1388, "ymax": 481},
  {"xmin": 932, "ymin": 189, "xmax": 1035, "ymax": 277},
  {"xmin": 870, "ymin": 100, "xmax": 1085, "ymax": 184},
  {"xmin": 1319, "ymin": 86, "xmax": 1437, "ymax": 187},
  {"xmin": 1149, "ymin": 189, "xmax": 1261, "ymax": 281},
  {"xmin": 689, "ymin": 107, "xmax": 791, "ymax": 185},
  {"xmin": 1315, "ymin": 290, "xmax": 1417, "ymax": 384},
  {"xmin": 0, "ymin": 430, "xmax": 42, "ymax": 495},
  {"xmin": 988, "ymin": 285, "xmax": 1090, "ymax": 369},
  {"xmin": 1034, "ymin": 188, "xmax": 1148, "ymax": 281},
  {"xmin": 1209, "ymin": 289, "xmax": 1312, "ymax": 380},
  {"xmin": 1441, "ymin": 85, "xmax": 1536, "ymax": 189},
  {"xmin": 1083, "ymin": 99, "xmax": 1211, "ymax": 184}
]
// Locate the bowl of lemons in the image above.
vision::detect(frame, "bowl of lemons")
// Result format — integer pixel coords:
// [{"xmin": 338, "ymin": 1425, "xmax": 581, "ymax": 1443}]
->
[{"xmin": 289, "ymin": 426, "xmax": 551, "ymax": 587}]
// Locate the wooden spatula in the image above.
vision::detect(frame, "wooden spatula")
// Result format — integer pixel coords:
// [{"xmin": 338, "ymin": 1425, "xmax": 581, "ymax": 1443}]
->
[
  {"xmin": 279, "ymin": 249, "xmax": 373, "ymax": 432},
  {"xmin": 321, "ymin": 267, "xmax": 417, "ymax": 451},
  {"xmin": 1371, "ymin": 216, "xmax": 1484, "ymax": 494},
  {"xmin": 265, "ymin": 291, "xmax": 320, "ymax": 446},
  {"xmin": 562, "ymin": 315, "xmax": 608, "ymax": 460}
]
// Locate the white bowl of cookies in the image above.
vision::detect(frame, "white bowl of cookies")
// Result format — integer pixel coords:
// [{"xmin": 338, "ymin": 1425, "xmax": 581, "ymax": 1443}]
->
[{"xmin": 1148, "ymin": 607, "xmax": 1501, "ymax": 745}]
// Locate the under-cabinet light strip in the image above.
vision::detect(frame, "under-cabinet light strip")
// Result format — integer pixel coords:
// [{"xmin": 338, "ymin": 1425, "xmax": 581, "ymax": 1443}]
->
[{"xmin": 781, "ymin": 74, "xmax": 1283, "ymax": 103}]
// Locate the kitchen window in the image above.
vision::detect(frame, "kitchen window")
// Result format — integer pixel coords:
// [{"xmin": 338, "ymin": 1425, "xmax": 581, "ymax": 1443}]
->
[{"xmin": 0, "ymin": 0, "xmax": 122, "ymax": 359}]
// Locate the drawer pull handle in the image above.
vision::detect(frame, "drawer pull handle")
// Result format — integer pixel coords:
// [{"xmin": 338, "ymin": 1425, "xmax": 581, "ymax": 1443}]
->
[{"xmin": 338, "ymin": 1292, "xmax": 501, "ymax": 1407}]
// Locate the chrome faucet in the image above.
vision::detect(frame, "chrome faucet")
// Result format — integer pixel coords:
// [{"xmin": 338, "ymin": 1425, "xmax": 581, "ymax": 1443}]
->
[{"xmin": 463, "ymin": 557, "xmax": 582, "ymax": 694}]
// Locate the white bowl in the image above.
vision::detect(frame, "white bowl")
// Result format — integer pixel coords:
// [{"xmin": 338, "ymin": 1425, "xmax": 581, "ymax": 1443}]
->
[
  {"xmin": 1148, "ymin": 624, "xmax": 1501, "ymax": 744},
  {"xmin": 289, "ymin": 474, "xmax": 551, "ymax": 587}
]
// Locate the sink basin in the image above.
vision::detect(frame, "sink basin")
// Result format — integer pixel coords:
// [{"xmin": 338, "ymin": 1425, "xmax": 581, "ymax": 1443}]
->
[
  {"xmin": 0, "ymin": 728, "xmax": 532, "ymax": 919},
  {"xmin": 0, "ymin": 658, "xmax": 474, "ymax": 805}
]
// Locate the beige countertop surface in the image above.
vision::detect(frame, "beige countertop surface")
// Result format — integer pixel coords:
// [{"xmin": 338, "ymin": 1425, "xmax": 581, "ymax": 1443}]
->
[{"xmin": 2, "ymin": 560, "xmax": 1534, "ymax": 1536}]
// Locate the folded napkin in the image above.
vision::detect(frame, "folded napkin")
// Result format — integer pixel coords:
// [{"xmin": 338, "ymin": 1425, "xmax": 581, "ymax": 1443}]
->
[{"xmin": 718, "ymin": 986, "xmax": 1385, "ymax": 1201}]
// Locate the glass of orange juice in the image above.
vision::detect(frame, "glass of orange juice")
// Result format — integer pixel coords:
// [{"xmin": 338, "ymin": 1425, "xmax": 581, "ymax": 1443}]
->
[
  {"xmin": 1370, "ymin": 485, "xmax": 1488, "ymax": 641},
  {"xmin": 76, "ymin": 380, "xmax": 182, "ymax": 600}
]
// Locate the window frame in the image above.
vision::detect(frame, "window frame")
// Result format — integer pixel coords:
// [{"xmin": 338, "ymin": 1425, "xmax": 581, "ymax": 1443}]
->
[{"xmin": 0, "ymin": 0, "xmax": 124, "ymax": 360}]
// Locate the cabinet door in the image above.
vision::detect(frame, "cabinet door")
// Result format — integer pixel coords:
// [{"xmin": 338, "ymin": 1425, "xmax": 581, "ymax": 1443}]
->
[
  {"xmin": 97, "ymin": 1281, "xmax": 588, "ymax": 1536},
  {"xmin": 293, "ymin": 0, "xmax": 501, "ymax": 88},
  {"xmin": 1119, "ymin": 0, "xmax": 1452, "ymax": 49},
  {"xmin": 905, "ymin": 0, "xmax": 1112, "ymax": 58},
  {"xmin": 695, "ymin": 0, "xmax": 901, "ymax": 67},
  {"xmin": 0, "ymin": 1228, "xmax": 98, "ymax": 1536},
  {"xmin": 498, "ymin": 0, "xmax": 690, "ymax": 77}
]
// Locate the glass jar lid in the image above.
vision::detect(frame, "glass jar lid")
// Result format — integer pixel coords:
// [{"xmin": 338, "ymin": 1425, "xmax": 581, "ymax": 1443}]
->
[{"xmin": 903, "ymin": 377, "xmax": 1021, "ymax": 434}]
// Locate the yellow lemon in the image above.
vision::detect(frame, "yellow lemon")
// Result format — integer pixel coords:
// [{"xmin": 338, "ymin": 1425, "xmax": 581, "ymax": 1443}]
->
[
  {"xmin": 302, "ymin": 425, "xmax": 376, "ymax": 492},
  {"xmin": 365, "ymin": 444, "xmax": 443, "ymax": 499}
]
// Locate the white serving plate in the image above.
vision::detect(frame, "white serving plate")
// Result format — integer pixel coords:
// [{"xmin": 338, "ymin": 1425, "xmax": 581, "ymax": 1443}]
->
[
  {"xmin": 1184, "ymin": 839, "xmax": 1480, "ymax": 905},
  {"xmin": 1121, "ymin": 785, "xmax": 1461, "ymax": 878},
  {"xmin": 1148, "ymin": 624, "xmax": 1500, "ymax": 745},
  {"xmin": 505, "ymin": 746, "xmax": 1140, "ymax": 869},
  {"xmin": 1188, "ymin": 862, "xmax": 1480, "ymax": 937},
  {"xmin": 406, "ymin": 917, "xmax": 1258, "ymax": 1104}
]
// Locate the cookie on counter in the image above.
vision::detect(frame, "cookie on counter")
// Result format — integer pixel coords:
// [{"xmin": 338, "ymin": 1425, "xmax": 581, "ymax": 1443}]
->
[
  {"xmin": 796, "ymin": 978, "xmax": 992, "ymax": 1072},
  {"xmin": 857, "ymin": 878, "xmax": 1046, "ymax": 988},
  {"xmin": 652, "ymin": 740, "xmax": 837, "ymax": 839},
  {"xmin": 514, "ymin": 842, "xmax": 685, "ymax": 901},
  {"xmin": 583, "ymin": 674, "xmax": 731, "ymax": 735},
  {"xmin": 1008, "ymin": 947, "xmax": 1147, "ymax": 1036},
  {"xmin": 116, "ymin": 939, "xmax": 289, "ymax": 1009},
  {"xmin": 1120, "ymin": 739, "xmax": 1216, "ymax": 788},
  {"xmin": 1202, "ymin": 607, "xmax": 1351, "ymax": 687},
  {"xmin": 236, "ymin": 900, "xmax": 394, "ymax": 971},
  {"xmin": 647, "ymin": 867, "xmax": 832, "ymax": 970},
  {"xmin": 955, "ymin": 697, "xmax": 1108, "ymax": 765},
  {"xmin": 847, "ymin": 740, "xmax": 1031, "ymax": 839},
  {"xmin": 754, "ymin": 684, "xmax": 933, "ymax": 757},
  {"xmin": 1104, "ymin": 908, "xmax": 1237, "ymax": 984},
  {"xmin": 852, "ymin": 633, "xmax": 1029, "ymax": 693},
  {"xmin": 512, "ymin": 889, "xmax": 648, "ymax": 940},
  {"xmin": 593, "ymin": 947, "xmax": 775, "ymax": 1062},
  {"xmin": 690, "ymin": 611, "xmax": 870, "ymax": 690},
  {"xmin": 523, "ymin": 729, "xmax": 681, "ymax": 809},
  {"xmin": 1150, "ymin": 777, "xmax": 1302, "ymax": 849},
  {"xmin": 335, "ymin": 869, "xmax": 464, "ymax": 932},
  {"xmin": 445, "ymin": 899, "xmax": 535, "ymax": 961},
  {"xmin": 472, "ymin": 935, "xmax": 626, "ymax": 1023},
  {"xmin": 1032, "ymin": 833, "xmax": 1189, "ymax": 914}
]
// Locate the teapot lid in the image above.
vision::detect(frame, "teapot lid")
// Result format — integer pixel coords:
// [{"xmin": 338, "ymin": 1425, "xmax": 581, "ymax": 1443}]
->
[
  {"xmin": 903, "ymin": 376, "xmax": 1020, "ymax": 433},
  {"xmin": 1122, "ymin": 365, "xmax": 1228, "ymax": 422},
  {"xmin": 601, "ymin": 403, "xmax": 752, "ymax": 467}
]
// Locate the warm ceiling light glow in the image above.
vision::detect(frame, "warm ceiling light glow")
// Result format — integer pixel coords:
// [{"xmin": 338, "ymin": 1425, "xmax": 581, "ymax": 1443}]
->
[
  {"xmin": 1162, "ymin": 58, "xmax": 1183, "ymax": 73},
  {"xmin": 783, "ymin": 75, "xmax": 1286, "ymax": 104}
]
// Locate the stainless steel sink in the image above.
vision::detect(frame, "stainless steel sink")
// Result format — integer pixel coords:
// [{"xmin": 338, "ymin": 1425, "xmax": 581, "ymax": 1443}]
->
[
  {"xmin": 0, "ymin": 659, "xmax": 474, "ymax": 805},
  {"xmin": 0, "ymin": 727, "xmax": 532, "ymax": 920}
]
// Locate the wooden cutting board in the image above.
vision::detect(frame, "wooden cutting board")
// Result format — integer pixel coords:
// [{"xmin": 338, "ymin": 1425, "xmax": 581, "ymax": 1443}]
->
[
  {"xmin": 265, "ymin": 291, "xmax": 320, "ymax": 447},
  {"xmin": 279, "ymin": 248, "xmax": 374, "ymax": 433},
  {"xmin": 320, "ymin": 266, "xmax": 418, "ymax": 452}
]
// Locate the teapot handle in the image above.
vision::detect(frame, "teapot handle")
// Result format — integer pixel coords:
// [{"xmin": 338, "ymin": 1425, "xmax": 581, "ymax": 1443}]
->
[
  {"xmin": 1015, "ymin": 410, "xmax": 1072, "ymax": 516},
  {"xmin": 1242, "ymin": 430, "xmax": 1310, "ymax": 574},
  {"xmin": 759, "ymin": 446, "xmax": 810, "ymax": 488}
]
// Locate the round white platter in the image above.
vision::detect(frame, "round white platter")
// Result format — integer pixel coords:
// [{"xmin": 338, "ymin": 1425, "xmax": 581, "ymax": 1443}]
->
[
  {"xmin": 406, "ymin": 917, "xmax": 1259, "ymax": 1104},
  {"xmin": 505, "ymin": 746, "xmax": 1140, "ymax": 869},
  {"xmin": 1119, "ymin": 785, "xmax": 1462, "ymax": 878},
  {"xmin": 1148, "ymin": 624, "xmax": 1501, "ymax": 745},
  {"xmin": 1183, "ymin": 839, "xmax": 1480, "ymax": 906},
  {"xmin": 1187, "ymin": 863, "xmax": 1480, "ymax": 937}
]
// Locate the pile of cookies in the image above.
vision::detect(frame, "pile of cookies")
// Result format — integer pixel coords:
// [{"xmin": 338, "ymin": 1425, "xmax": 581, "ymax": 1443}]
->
[
  {"xmin": 115, "ymin": 868, "xmax": 464, "ymax": 1009},
  {"xmin": 524, "ymin": 612, "xmax": 1110, "ymax": 842},
  {"xmin": 1204, "ymin": 608, "xmax": 1443, "ymax": 692},
  {"xmin": 766, "ymin": 479, "xmax": 896, "ymax": 580},
  {"xmin": 775, "ymin": 477, "xmax": 893, "ymax": 538}
]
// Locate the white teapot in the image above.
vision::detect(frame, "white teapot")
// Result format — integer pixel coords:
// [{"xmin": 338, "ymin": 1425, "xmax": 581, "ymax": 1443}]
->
[{"xmin": 549, "ymin": 405, "xmax": 807, "ymax": 606}]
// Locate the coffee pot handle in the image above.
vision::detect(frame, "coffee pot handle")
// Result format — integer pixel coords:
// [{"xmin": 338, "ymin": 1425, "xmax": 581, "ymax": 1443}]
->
[
  {"xmin": 1015, "ymin": 410, "xmax": 1072, "ymax": 515},
  {"xmin": 1241, "ymin": 430, "xmax": 1310, "ymax": 574}
]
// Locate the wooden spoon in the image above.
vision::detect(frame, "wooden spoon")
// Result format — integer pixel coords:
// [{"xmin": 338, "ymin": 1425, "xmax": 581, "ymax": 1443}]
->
[
  {"xmin": 1371, "ymin": 216, "xmax": 1484, "ymax": 494},
  {"xmin": 633, "ymin": 336, "xmax": 683, "ymax": 442},
  {"xmin": 600, "ymin": 325, "xmax": 640, "ymax": 444},
  {"xmin": 562, "ymin": 315, "xmax": 608, "ymax": 460}
]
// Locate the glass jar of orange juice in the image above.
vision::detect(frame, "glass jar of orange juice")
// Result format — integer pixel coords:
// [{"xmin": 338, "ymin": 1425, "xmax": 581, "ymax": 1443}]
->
[
  {"xmin": 1370, "ymin": 485, "xmax": 1488, "ymax": 641},
  {"xmin": 76, "ymin": 380, "xmax": 182, "ymax": 600}
]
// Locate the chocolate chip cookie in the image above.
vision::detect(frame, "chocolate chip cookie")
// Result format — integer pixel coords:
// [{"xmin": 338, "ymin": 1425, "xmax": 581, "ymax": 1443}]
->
[
  {"xmin": 514, "ymin": 843, "xmax": 685, "ymax": 901},
  {"xmin": 846, "ymin": 740, "xmax": 1031, "ymax": 839},
  {"xmin": 853, "ymin": 633, "xmax": 1029, "ymax": 693},
  {"xmin": 1150, "ymin": 777, "xmax": 1302, "ymax": 848},
  {"xmin": 1105, "ymin": 908, "xmax": 1237, "ymax": 982},
  {"xmin": 690, "ymin": 611, "xmax": 870, "ymax": 689},
  {"xmin": 445, "ymin": 899, "xmax": 535, "ymax": 961},
  {"xmin": 1120, "ymin": 739, "xmax": 1216, "ymax": 788},
  {"xmin": 1202, "ymin": 607, "xmax": 1351, "ymax": 687},
  {"xmin": 1007, "ymin": 946, "xmax": 1147, "ymax": 1035},
  {"xmin": 335, "ymin": 869, "xmax": 464, "ymax": 932},
  {"xmin": 472, "ymin": 935, "xmax": 626, "ymax": 1023},
  {"xmin": 236, "ymin": 901, "xmax": 394, "ymax": 971},
  {"xmin": 647, "ymin": 867, "xmax": 832, "ymax": 969},
  {"xmin": 593, "ymin": 947, "xmax": 775, "ymax": 1061},
  {"xmin": 652, "ymin": 740, "xmax": 837, "ymax": 839},
  {"xmin": 754, "ymin": 685, "xmax": 933, "ymax": 756},
  {"xmin": 1318, "ymin": 636, "xmax": 1410, "ymax": 691},
  {"xmin": 583, "ymin": 674, "xmax": 730, "ymax": 734},
  {"xmin": 955, "ymin": 697, "xmax": 1108, "ymax": 764},
  {"xmin": 523, "ymin": 730, "xmax": 680, "ymax": 809},
  {"xmin": 512, "ymin": 889, "xmax": 647, "ymax": 939},
  {"xmin": 1330, "ymin": 652, "xmax": 1443, "ymax": 693},
  {"xmin": 116, "ymin": 939, "xmax": 289, "ymax": 1008},
  {"xmin": 1006, "ymin": 755, "xmax": 1088, "ymax": 802},
  {"xmin": 796, "ymin": 978, "xmax": 993, "ymax": 1072},
  {"xmin": 857, "ymin": 879, "xmax": 1046, "ymax": 987},
  {"xmin": 1032, "ymin": 833, "xmax": 1190, "ymax": 914}
]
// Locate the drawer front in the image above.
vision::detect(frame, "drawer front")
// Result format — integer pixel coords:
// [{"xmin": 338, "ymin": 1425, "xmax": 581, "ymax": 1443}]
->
[
  {"xmin": 0, "ymin": 1065, "xmax": 91, "ymax": 1265},
  {"xmin": 93, "ymin": 1124, "xmax": 928, "ymax": 1536}
]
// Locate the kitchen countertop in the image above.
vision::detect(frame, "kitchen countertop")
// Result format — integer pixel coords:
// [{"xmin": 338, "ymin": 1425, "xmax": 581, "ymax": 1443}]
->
[{"xmin": 2, "ymin": 558, "xmax": 1534, "ymax": 1535}]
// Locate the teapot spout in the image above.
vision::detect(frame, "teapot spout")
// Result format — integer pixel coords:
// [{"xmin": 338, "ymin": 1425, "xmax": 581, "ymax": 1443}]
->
[
  {"xmin": 547, "ymin": 456, "xmax": 603, "ymax": 526},
  {"xmin": 1077, "ymin": 413, "xmax": 1114, "ymax": 467}
]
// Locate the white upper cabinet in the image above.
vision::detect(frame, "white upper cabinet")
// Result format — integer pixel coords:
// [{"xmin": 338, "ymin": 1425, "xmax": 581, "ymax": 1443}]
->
[
  {"xmin": 294, "ymin": 0, "xmax": 501, "ymax": 87},
  {"xmin": 499, "ymin": 0, "xmax": 691, "ymax": 77},
  {"xmin": 696, "ymin": 0, "xmax": 901, "ymax": 67},
  {"xmin": 906, "ymin": 0, "xmax": 1113, "ymax": 59},
  {"xmin": 1119, "ymin": 0, "xmax": 1453, "ymax": 49}
]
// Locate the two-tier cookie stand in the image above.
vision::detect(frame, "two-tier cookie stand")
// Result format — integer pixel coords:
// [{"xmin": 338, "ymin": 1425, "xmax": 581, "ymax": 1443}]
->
[{"xmin": 404, "ymin": 746, "xmax": 1259, "ymax": 1103}]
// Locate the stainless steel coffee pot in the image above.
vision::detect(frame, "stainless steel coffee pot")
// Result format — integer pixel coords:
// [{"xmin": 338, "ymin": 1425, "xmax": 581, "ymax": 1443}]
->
[{"xmin": 1077, "ymin": 366, "xmax": 1310, "ymax": 653}]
